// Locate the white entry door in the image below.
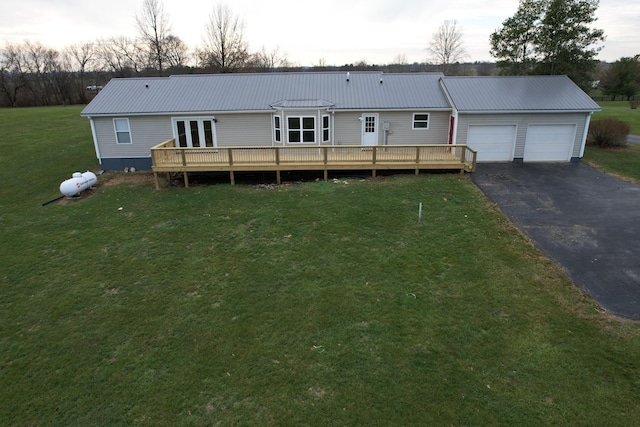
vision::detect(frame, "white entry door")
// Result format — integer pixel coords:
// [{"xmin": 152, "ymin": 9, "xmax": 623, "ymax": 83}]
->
[{"xmin": 361, "ymin": 114, "xmax": 379, "ymax": 146}]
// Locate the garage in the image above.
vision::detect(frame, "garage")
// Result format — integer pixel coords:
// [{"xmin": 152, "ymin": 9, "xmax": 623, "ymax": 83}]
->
[
  {"xmin": 523, "ymin": 124, "xmax": 576, "ymax": 162},
  {"xmin": 467, "ymin": 125, "xmax": 516, "ymax": 162}
]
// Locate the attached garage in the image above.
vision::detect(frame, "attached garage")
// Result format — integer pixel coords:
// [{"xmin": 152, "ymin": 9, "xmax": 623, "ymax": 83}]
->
[
  {"xmin": 523, "ymin": 124, "xmax": 576, "ymax": 162},
  {"xmin": 441, "ymin": 76, "xmax": 600, "ymax": 164},
  {"xmin": 467, "ymin": 125, "xmax": 516, "ymax": 162}
]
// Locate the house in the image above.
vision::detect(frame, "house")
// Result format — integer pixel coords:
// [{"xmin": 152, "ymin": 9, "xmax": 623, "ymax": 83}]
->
[{"xmin": 80, "ymin": 72, "xmax": 600, "ymax": 171}]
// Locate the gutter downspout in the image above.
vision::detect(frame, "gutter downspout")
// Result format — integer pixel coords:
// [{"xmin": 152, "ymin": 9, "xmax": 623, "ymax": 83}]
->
[
  {"xmin": 579, "ymin": 112, "xmax": 593, "ymax": 158},
  {"xmin": 331, "ymin": 111, "xmax": 336, "ymax": 146},
  {"xmin": 88, "ymin": 117, "xmax": 102, "ymax": 165}
]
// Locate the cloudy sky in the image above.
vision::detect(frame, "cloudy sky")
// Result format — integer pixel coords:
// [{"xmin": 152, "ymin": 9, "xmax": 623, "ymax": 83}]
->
[{"xmin": 1, "ymin": 0, "xmax": 638, "ymax": 65}]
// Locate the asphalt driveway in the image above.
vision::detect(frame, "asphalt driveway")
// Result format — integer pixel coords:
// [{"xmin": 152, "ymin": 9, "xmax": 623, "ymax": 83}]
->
[{"xmin": 472, "ymin": 163, "xmax": 640, "ymax": 319}]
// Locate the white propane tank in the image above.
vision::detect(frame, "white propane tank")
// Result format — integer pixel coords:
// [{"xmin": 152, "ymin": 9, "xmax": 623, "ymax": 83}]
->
[{"xmin": 59, "ymin": 171, "xmax": 97, "ymax": 197}]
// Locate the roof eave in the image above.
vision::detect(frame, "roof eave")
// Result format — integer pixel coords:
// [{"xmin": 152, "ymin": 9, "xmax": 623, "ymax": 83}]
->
[
  {"xmin": 329, "ymin": 107, "xmax": 452, "ymax": 112},
  {"xmin": 458, "ymin": 109, "xmax": 601, "ymax": 114},
  {"xmin": 80, "ymin": 109, "xmax": 276, "ymax": 117}
]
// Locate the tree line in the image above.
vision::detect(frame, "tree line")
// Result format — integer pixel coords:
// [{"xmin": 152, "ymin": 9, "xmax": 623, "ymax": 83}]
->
[{"xmin": 1, "ymin": 0, "xmax": 636, "ymax": 108}]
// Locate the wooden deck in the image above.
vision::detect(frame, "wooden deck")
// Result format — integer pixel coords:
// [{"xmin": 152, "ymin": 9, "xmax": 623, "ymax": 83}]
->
[{"xmin": 151, "ymin": 139, "xmax": 477, "ymax": 188}]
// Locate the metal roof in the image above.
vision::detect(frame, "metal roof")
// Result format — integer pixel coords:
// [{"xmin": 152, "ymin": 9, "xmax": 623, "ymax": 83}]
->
[
  {"xmin": 81, "ymin": 72, "xmax": 450, "ymax": 116},
  {"xmin": 441, "ymin": 75, "xmax": 601, "ymax": 113}
]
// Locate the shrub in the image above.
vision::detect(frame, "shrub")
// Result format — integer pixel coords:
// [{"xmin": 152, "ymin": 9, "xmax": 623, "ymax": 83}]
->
[{"xmin": 587, "ymin": 119, "xmax": 630, "ymax": 147}]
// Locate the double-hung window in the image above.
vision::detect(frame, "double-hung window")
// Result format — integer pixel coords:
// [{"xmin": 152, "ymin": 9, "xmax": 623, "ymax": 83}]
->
[
  {"xmin": 322, "ymin": 115, "xmax": 330, "ymax": 142},
  {"xmin": 274, "ymin": 116, "xmax": 282, "ymax": 142},
  {"xmin": 114, "ymin": 118, "xmax": 132, "ymax": 144},
  {"xmin": 412, "ymin": 113, "xmax": 430, "ymax": 129},
  {"xmin": 288, "ymin": 116, "xmax": 315, "ymax": 143}
]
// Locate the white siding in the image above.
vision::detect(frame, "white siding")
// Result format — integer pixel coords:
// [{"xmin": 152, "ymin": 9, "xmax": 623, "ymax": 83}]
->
[
  {"xmin": 215, "ymin": 113, "xmax": 272, "ymax": 147},
  {"xmin": 95, "ymin": 116, "xmax": 172, "ymax": 159},
  {"xmin": 456, "ymin": 113, "xmax": 590, "ymax": 159},
  {"xmin": 334, "ymin": 112, "xmax": 364, "ymax": 145},
  {"xmin": 333, "ymin": 110, "xmax": 450, "ymax": 146},
  {"xmin": 383, "ymin": 111, "xmax": 450, "ymax": 145}
]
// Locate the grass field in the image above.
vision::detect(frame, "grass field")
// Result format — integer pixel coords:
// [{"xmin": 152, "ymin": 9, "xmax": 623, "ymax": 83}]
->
[
  {"xmin": 584, "ymin": 100, "xmax": 640, "ymax": 181},
  {"xmin": 592, "ymin": 100, "xmax": 640, "ymax": 134},
  {"xmin": 584, "ymin": 144, "xmax": 640, "ymax": 182},
  {"xmin": 1, "ymin": 106, "xmax": 640, "ymax": 425}
]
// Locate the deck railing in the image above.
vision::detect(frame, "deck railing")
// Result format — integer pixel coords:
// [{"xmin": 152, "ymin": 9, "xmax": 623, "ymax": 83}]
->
[{"xmin": 151, "ymin": 139, "xmax": 477, "ymax": 188}]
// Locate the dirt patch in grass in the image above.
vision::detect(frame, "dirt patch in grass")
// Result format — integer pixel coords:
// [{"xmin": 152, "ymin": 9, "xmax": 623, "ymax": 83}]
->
[
  {"xmin": 55, "ymin": 172, "xmax": 155, "ymax": 205},
  {"xmin": 100, "ymin": 172, "xmax": 155, "ymax": 188}
]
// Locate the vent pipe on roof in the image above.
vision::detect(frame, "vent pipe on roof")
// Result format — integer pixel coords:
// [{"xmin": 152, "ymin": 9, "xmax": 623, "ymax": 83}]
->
[
  {"xmin": 346, "ymin": 72, "xmax": 350, "ymax": 82},
  {"xmin": 380, "ymin": 77, "xmax": 383, "ymax": 84}
]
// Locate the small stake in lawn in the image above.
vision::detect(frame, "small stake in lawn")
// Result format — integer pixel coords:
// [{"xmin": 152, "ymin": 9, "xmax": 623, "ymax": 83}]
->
[{"xmin": 418, "ymin": 202, "xmax": 423, "ymax": 224}]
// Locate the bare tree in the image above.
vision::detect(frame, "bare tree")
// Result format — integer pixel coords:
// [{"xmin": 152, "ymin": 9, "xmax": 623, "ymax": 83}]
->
[
  {"xmin": 136, "ymin": 0, "xmax": 172, "ymax": 72},
  {"xmin": 66, "ymin": 42, "xmax": 95, "ymax": 103},
  {"xmin": 97, "ymin": 37, "xmax": 147, "ymax": 77},
  {"xmin": 164, "ymin": 35, "xmax": 189, "ymax": 68},
  {"xmin": 200, "ymin": 4, "xmax": 249, "ymax": 72},
  {"xmin": 23, "ymin": 41, "xmax": 53, "ymax": 104},
  {"xmin": 392, "ymin": 54, "xmax": 408, "ymax": 65},
  {"xmin": 313, "ymin": 57, "xmax": 328, "ymax": 71},
  {"xmin": 0, "ymin": 44, "xmax": 29, "ymax": 107},
  {"xmin": 428, "ymin": 20, "xmax": 466, "ymax": 74},
  {"xmin": 251, "ymin": 46, "xmax": 290, "ymax": 71}
]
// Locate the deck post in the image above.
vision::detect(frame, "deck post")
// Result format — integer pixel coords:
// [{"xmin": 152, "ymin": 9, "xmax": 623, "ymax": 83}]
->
[
  {"xmin": 230, "ymin": 170, "xmax": 235, "ymax": 185},
  {"xmin": 275, "ymin": 147, "xmax": 280, "ymax": 165},
  {"xmin": 153, "ymin": 171, "xmax": 159, "ymax": 190},
  {"xmin": 183, "ymin": 171, "xmax": 189, "ymax": 188},
  {"xmin": 276, "ymin": 170, "xmax": 281, "ymax": 185},
  {"xmin": 415, "ymin": 146, "xmax": 420, "ymax": 175}
]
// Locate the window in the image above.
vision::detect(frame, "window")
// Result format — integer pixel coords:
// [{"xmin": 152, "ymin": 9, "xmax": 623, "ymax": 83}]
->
[
  {"xmin": 288, "ymin": 116, "xmax": 315, "ymax": 143},
  {"xmin": 322, "ymin": 115, "xmax": 330, "ymax": 142},
  {"xmin": 172, "ymin": 117, "xmax": 216, "ymax": 148},
  {"xmin": 412, "ymin": 113, "xmax": 430, "ymax": 129},
  {"xmin": 114, "ymin": 118, "xmax": 132, "ymax": 144},
  {"xmin": 274, "ymin": 116, "xmax": 281, "ymax": 142}
]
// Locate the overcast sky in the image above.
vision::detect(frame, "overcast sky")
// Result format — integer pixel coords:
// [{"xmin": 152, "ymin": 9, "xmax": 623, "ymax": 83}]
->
[{"xmin": 1, "ymin": 0, "xmax": 638, "ymax": 65}]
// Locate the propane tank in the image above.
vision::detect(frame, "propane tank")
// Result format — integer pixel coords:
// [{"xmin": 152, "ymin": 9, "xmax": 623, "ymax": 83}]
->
[{"xmin": 59, "ymin": 171, "xmax": 98, "ymax": 197}]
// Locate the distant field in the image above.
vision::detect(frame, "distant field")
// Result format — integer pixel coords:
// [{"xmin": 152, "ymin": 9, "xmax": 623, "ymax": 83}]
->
[
  {"xmin": 1, "ymin": 106, "xmax": 640, "ymax": 426},
  {"xmin": 593, "ymin": 101, "xmax": 640, "ymax": 134}
]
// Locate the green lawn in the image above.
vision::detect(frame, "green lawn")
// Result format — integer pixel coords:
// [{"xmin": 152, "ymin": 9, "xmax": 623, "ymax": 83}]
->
[
  {"xmin": 585, "ymin": 100, "xmax": 640, "ymax": 181},
  {"xmin": 1, "ymin": 107, "xmax": 640, "ymax": 426},
  {"xmin": 584, "ymin": 144, "xmax": 640, "ymax": 182},
  {"xmin": 593, "ymin": 101, "xmax": 640, "ymax": 134}
]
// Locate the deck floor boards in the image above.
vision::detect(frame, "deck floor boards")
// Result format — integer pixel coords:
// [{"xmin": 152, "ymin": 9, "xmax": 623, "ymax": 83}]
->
[{"xmin": 151, "ymin": 141, "xmax": 477, "ymax": 187}]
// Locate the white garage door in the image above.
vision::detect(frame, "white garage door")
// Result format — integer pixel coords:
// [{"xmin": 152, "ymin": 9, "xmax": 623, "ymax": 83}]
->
[
  {"xmin": 524, "ymin": 124, "xmax": 576, "ymax": 162},
  {"xmin": 467, "ymin": 125, "xmax": 516, "ymax": 162}
]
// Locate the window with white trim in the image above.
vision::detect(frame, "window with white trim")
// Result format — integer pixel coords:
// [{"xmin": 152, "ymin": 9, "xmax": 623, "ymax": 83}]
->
[
  {"xmin": 288, "ymin": 116, "xmax": 315, "ymax": 143},
  {"xmin": 274, "ymin": 116, "xmax": 282, "ymax": 142},
  {"xmin": 173, "ymin": 117, "xmax": 216, "ymax": 148},
  {"xmin": 322, "ymin": 115, "xmax": 330, "ymax": 142},
  {"xmin": 114, "ymin": 118, "xmax": 132, "ymax": 144},
  {"xmin": 412, "ymin": 113, "xmax": 430, "ymax": 129}
]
